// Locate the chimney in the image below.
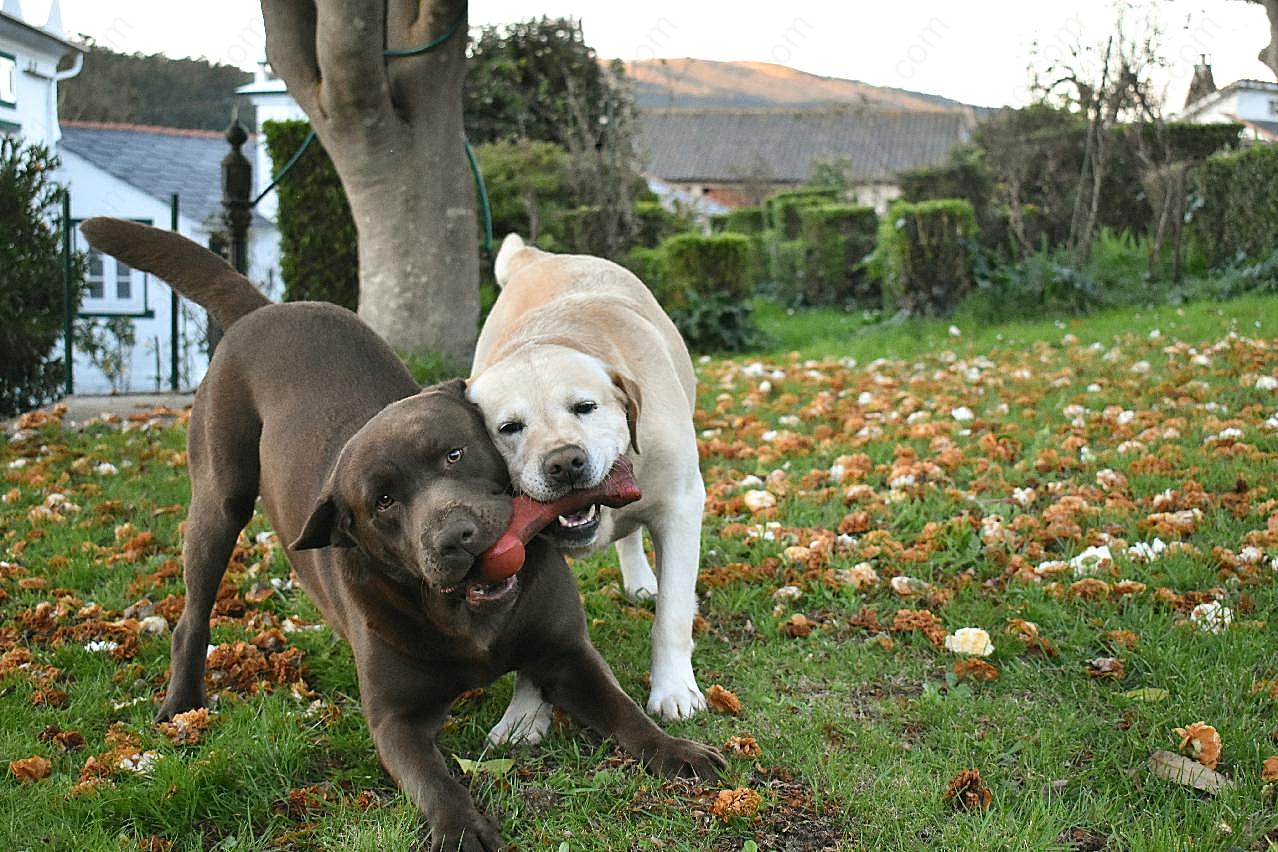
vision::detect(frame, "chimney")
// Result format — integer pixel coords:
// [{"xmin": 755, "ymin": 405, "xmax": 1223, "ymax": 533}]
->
[{"xmin": 1185, "ymin": 54, "xmax": 1217, "ymax": 110}]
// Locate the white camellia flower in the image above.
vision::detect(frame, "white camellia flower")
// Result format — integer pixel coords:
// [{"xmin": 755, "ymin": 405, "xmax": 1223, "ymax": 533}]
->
[
  {"xmin": 951, "ymin": 406, "xmax": 974, "ymax": 422},
  {"xmin": 1256, "ymin": 375, "xmax": 1278, "ymax": 391},
  {"xmin": 742, "ymin": 490, "xmax": 777, "ymax": 512},
  {"xmin": 1070, "ymin": 545, "xmax": 1112, "ymax": 578},
  {"xmin": 944, "ymin": 627, "xmax": 994, "ymax": 657},
  {"xmin": 1189, "ymin": 601, "xmax": 1233, "ymax": 634},
  {"xmin": 1127, "ymin": 539, "xmax": 1166, "ymax": 562},
  {"xmin": 94, "ymin": 462, "xmax": 119, "ymax": 476}
]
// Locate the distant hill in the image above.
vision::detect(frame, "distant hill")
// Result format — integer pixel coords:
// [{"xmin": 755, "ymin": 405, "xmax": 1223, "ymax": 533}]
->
[
  {"xmin": 618, "ymin": 58, "xmax": 976, "ymax": 113},
  {"xmin": 58, "ymin": 42, "xmax": 253, "ymax": 132}
]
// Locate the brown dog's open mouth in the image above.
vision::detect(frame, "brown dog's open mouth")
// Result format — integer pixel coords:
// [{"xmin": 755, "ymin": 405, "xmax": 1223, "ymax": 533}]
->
[{"xmin": 443, "ymin": 574, "xmax": 518, "ymax": 607}]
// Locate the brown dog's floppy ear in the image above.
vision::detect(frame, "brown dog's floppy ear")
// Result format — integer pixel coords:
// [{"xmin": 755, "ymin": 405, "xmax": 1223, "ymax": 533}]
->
[
  {"xmin": 291, "ymin": 495, "xmax": 356, "ymax": 551},
  {"xmin": 611, "ymin": 371, "xmax": 642, "ymax": 454}
]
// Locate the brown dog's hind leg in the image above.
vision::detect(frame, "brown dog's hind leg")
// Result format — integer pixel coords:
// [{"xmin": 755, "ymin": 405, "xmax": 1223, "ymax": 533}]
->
[{"xmin": 157, "ymin": 410, "xmax": 260, "ymax": 721}]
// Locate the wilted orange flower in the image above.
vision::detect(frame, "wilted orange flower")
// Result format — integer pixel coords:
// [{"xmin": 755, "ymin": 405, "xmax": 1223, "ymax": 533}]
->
[
  {"xmin": 1086, "ymin": 657, "xmax": 1125, "ymax": 679},
  {"xmin": 9, "ymin": 755, "xmax": 51, "ymax": 783},
  {"xmin": 723, "ymin": 735, "xmax": 763, "ymax": 758},
  {"xmin": 1174, "ymin": 722, "xmax": 1222, "ymax": 769},
  {"xmin": 705, "ymin": 684, "xmax": 742, "ymax": 716},
  {"xmin": 1263, "ymin": 756, "xmax": 1278, "ymax": 782},
  {"xmin": 953, "ymin": 659, "xmax": 1000, "ymax": 682},
  {"xmin": 944, "ymin": 768, "xmax": 993, "ymax": 810},
  {"xmin": 710, "ymin": 787, "xmax": 763, "ymax": 821}
]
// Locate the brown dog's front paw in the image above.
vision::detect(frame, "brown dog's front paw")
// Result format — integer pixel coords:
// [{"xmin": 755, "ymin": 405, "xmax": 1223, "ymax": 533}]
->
[
  {"xmin": 644, "ymin": 736, "xmax": 727, "ymax": 779},
  {"xmin": 423, "ymin": 807, "xmax": 505, "ymax": 852},
  {"xmin": 154, "ymin": 691, "xmax": 206, "ymax": 724}
]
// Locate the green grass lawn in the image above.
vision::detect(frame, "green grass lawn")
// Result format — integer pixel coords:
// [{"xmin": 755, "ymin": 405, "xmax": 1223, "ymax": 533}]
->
[{"xmin": 3, "ymin": 294, "xmax": 1278, "ymax": 850}]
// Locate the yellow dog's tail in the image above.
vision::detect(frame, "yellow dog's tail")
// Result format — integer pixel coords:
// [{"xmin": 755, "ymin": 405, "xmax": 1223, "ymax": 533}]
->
[{"xmin": 493, "ymin": 232, "xmax": 546, "ymax": 289}]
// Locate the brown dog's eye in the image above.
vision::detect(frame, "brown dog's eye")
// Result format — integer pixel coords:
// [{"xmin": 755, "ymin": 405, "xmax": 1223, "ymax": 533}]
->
[
  {"xmin": 445, "ymin": 448, "xmax": 464, "ymax": 465},
  {"xmin": 572, "ymin": 401, "xmax": 597, "ymax": 415},
  {"xmin": 375, "ymin": 494, "xmax": 395, "ymax": 511}
]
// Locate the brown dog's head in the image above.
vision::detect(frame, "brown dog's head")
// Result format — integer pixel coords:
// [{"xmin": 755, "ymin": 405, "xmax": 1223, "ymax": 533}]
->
[{"xmin": 291, "ymin": 380, "xmax": 517, "ymax": 607}]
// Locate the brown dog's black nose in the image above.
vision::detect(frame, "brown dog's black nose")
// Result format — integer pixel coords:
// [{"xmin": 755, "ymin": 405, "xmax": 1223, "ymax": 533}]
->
[
  {"xmin": 543, "ymin": 445, "xmax": 588, "ymax": 487},
  {"xmin": 437, "ymin": 518, "xmax": 481, "ymax": 573}
]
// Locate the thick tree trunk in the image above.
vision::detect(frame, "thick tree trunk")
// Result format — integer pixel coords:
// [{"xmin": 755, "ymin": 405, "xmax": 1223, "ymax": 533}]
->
[
  {"xmin": 1263, "ymin": 0, "xmax": 1278, "ymax": 80},
  {"xmin": 261, "ymin": 0, "xmax": 478, "ymax": 366}
]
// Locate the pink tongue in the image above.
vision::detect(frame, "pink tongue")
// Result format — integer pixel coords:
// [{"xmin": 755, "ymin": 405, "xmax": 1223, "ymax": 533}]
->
[{"xmin": 479, "ymin": 458, "xmax": 641, "ymax": 581}]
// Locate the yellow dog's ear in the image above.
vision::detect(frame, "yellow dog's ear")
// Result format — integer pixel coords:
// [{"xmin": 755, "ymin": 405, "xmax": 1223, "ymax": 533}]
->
[{"xmin": 610, "ymin": 371, "xmax": 642, "ymax": 454}]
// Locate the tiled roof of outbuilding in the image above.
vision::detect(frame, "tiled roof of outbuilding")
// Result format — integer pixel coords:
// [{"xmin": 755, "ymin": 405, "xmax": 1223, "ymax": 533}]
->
[
  {"xmin": 638, "ymin": 107, "xmax": 976, "ymax": 184},
  {"xmin": 59, "ymin": 121, "xmax": 268, "ymax": 226}
]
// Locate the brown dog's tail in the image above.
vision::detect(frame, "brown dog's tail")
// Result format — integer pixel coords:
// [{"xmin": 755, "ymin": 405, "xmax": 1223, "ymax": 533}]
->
[{"xmin": 79, "ymin": 217, "xmax": 270, "ymax": 330}]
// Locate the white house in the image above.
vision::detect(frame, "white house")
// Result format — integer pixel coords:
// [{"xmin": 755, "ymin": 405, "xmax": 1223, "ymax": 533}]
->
[
  {"xmin": 1176, "ymin": 59, "xmax": 1278, "ymax": 142},
  {"xmin": 2, "ymin": 0, "xmax": 279, "ymax": 396}
]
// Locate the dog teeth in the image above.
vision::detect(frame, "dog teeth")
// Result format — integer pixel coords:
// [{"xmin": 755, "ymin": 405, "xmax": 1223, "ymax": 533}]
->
[{"xmin": 558, "ymin": 504, "xmax": 599, "ymax": 528}]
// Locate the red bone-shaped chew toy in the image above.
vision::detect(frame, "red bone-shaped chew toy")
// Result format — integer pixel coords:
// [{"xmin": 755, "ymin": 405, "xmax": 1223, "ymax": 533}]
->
[{"xmin": 479, "ymin": 457, "xmax": 641, "ymax": 581}]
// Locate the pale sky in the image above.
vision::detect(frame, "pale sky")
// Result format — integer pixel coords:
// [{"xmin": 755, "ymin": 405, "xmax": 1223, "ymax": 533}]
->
[{"xmin": 28, "ymin": 0, "xmax": 1277, "ymax": 109}]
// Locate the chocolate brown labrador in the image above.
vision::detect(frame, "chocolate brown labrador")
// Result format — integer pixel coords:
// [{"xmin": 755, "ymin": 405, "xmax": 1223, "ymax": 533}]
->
[{"xmin": 79, "ymin": 219, "xmax": 724, "ymax": 852}]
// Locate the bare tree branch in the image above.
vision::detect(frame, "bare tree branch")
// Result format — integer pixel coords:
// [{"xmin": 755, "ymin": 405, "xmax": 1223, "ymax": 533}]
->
[
  {"xmin": 261, "ymin": 0, "xmax": 320, "ymax": 116},
  {"xmin": 313, "ymin": 0, "xmax": 390, "ymax": 118}
]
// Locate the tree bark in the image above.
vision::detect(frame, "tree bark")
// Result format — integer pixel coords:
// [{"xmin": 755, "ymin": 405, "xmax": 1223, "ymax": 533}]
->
[
  {"xmin": 260, "ymin": 0, "xmax": 478, "ymax": 366},
  {"xmin": 1263, "ymin": 0, "xmax": 1278, "ymax": 80}
]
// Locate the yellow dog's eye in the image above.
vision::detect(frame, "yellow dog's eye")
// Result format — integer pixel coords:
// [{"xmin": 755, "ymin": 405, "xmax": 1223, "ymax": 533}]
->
[
  {"xmin": 498, "ymin": 421, "xmax": 524, "ymax": 436},
  {"xmin": 445, "ymin": 448, "xmax": 464, "ymax": 465},
  {"xmin": 572, "ymin": 401, "xmax": 597, "ymax": 415}
]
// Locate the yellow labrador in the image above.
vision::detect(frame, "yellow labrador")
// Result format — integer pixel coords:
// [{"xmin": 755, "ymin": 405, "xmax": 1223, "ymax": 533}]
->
[{"xmin": 468, "ymin": 234, "xmax": 706, "ymax": 740}]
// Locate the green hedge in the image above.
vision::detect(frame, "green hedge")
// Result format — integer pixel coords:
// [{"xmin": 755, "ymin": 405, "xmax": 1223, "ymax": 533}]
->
[
  {"xmin": 656, "ymin": 233, "xmax": 755, "ymax": 307},
  {"xmin": 1191, "ymin": 143, "xmax": 1278, "ymax": 266},
  {"xmin": 877, "ymin": 199, "xmax": 976, "ymax": 316},
  {"xmin": 796, "ymin": 203, "xmax": 878, "ymax": 307},
  {"xmin": 764, "ymin": 188, "xmax": 838, "ymax": 238},
  {"xmin": 722, "ymin": 206, "xmax": 765, "ymax": 235},
  {"xmin": 262, "ymin": 120, "xmax": 359, "ymax": 309},
  {"xmin": 633, "ymin": 200, "xmax": 689, "ymax": 248}
]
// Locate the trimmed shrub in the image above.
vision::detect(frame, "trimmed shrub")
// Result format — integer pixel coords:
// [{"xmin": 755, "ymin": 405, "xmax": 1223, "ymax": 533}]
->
[
  {"xmin": 877, "ymin": 199, "xmax": 976, "ymax": 316},
  {"xmin": 1, "ymin": 138, "xmax": 83, "ymax": 417},
  {"xmin": 637, "ymin": 233, "xmax": 764, "ymax": 353},
  {"xmin": 657, "ymin": 233, "xmax": 755, "ymax": 307},
  {"xmin": 263, "ymin": 120, "xmax": 359, "ymax": 309},
  {"xmin": 1191, "ymin": 143, "xmax": 1278, "ymax": 266},
  {"xmin": 795, "ymin": 204, "xmax": 878, "ymax": 307},
  {"xmin": 633, "ymin": 200, "xmax": 690, "ymax": 248},
  {"xmin": 764, "ymin": 188, "xmax": 838, "ymax": 238},
  {"xmin": 722, "ymin": 206, "xmax": 765, "ymax": 235}
]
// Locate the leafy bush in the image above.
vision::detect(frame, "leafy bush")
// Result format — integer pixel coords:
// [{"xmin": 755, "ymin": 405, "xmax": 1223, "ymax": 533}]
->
[
  {"xmin": 1, "ymin": 139, "xmax": 83, "ymax": 417},
  {"xmin": 876, "ymin": 199, "xmax": 976, "ymax": 316},
  {"xmin": 764, "ymin": 188, "xmax": 838, "ymax": 238},
  {"xmin": 1191, "ymin": 143, "xmax": 1278, "ymax": 266},
  {"xmin": 656, "ymin": 233, "xmax": 755, "ymax": 307},
  {"xmin": 262, "ymin": 120, "xmax": 358, "ymax": 309},
  {"xmin": 472, "ymin": 139, "xmax": 571, "ymax": 248},
  {"xmin": 795, "ymin": 204, "xmax": 878, "ymax": 307},
  {"xmin": 963, "ymin": 245, "xmax": 1106, "ymax": 322},
  {"xmin": 666, "ymin": 291, "xmax": 767, "ymax": 354}
]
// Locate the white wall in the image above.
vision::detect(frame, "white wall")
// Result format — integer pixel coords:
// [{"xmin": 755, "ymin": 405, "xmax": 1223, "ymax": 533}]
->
[{"xmin": 0, "ymin": 17, "xmax": 74, "ymax": 147}]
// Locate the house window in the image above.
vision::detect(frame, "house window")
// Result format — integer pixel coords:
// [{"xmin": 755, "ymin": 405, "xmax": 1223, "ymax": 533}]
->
[
  {"xmin": 0, "ymin": 53, "xmax": 16, "ymax": 106},
  {"xmin": 79, "ymin": 239, "xmax": 151, "ymax": 317},
  {"xmin": 1270, "ymin": 98, "xmax": 1278, "ymax": 117}
]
